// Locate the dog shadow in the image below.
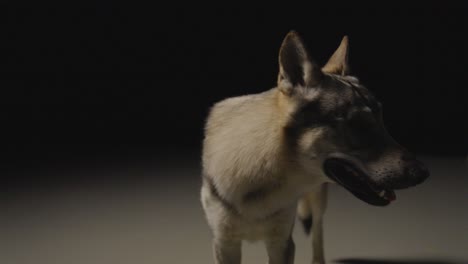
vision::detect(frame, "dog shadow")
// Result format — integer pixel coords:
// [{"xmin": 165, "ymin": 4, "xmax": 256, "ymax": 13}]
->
[{"xmin": 334, "ymin": 258, "xmax": 465, "ymax": 264}]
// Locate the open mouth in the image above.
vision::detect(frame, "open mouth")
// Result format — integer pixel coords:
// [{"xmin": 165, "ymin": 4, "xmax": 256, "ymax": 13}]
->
[{"xmin": 323, "ymin": 157, "xmax": 396, "ymax": 206}]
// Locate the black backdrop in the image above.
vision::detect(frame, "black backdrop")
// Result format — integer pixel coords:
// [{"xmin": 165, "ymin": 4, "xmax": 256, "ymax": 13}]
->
[{"xmin": 1, "ymin": 3, "xmax": 467, "ymax": 177}]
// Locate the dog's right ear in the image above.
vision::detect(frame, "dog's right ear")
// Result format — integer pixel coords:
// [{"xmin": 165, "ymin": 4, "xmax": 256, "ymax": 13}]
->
[
  {"xmin": 322, "ymin": 36, "xmax": 349, "ymax": 75},
  {"xmin": 278, "ymin": 31, "xmax": 322, "ymax": 95}
]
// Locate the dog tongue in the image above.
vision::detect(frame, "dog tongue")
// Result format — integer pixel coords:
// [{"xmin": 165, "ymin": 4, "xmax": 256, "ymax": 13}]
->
[{"xmin": 384, "ymin": 190, "xmax": 396, "ymax": 201}]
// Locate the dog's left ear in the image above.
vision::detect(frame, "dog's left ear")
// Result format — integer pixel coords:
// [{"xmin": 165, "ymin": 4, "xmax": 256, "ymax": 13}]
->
[{"xmin": 322, "ymin": 36, "xmax": 349, "ymax": 75}]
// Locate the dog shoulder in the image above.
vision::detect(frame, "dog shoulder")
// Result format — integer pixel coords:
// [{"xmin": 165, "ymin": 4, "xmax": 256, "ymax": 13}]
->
[{"xmin": 202, "ymin": 89, "xmax": 285, "ymax": 192}]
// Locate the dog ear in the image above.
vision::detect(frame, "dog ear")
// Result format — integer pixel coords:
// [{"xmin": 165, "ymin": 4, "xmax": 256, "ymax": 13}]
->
[
  {"xmin": 322, "ymin": 36, "xmax": 349, "ymax": 75},
  {"xmin": 278, "ymin": 31, "xmax": 322, "ymax": 94}
]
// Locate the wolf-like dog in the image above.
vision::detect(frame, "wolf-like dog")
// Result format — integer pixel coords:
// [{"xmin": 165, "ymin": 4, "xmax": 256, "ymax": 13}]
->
[{"xmin": 200, "ymin": 31, "xmax": 429, "ymax": 264}]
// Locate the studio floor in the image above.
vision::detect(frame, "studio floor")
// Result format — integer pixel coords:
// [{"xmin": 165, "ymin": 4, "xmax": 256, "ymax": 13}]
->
[{"xmin": 2, "ymin": 156, "xmax": 467, "ymax": 264}]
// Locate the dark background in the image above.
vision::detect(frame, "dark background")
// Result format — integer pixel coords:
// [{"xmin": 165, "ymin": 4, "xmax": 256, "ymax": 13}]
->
[
  {"xmin": 1, "ymin": 3, "xmax": 466, "ymax": 184},
  {"xmin": 2, "ymin": 5, "xmax": 467, "ymax": 263}
]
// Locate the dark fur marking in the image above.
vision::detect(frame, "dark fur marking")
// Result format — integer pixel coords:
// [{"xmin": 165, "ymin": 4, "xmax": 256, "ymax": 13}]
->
[
  {"xmin": 242, "ymin": 179, "xmax": 283, "ymax": 204},
  {"xmin": 295, "ymin": 101, "xmax": 332, "ymax": 127},
  {"xmin": 283, "ymin": 98, "xmax": 337, "ymax": 154},
  {"xmin": 300, "ymin": 216, "xmax": 313, "ymax": 235},
  {"xmin": 203, "ymin": 175, "xmax": 285, "ymax": 219},
  {"xmin": 347, "ymin": 82, "xmax": 381, "ymax": 115},
  {"xmin": 284, "ymin": 237, "xmax": 295, "ymax": 263},
  {"xmin": 203, "ymin": 174, "xmax": 239, "ymax": 215},
  {"xmin": 243, "ymin": 187, "xmax": 269, "ymax": 202},
  {"xmin": 339, "ymin": 85, "xmax": 389, "ymax": 154}
]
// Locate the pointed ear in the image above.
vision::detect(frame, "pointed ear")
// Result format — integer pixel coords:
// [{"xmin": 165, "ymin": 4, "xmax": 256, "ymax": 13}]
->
[
  {"xmin": 322, "ymin": 36, "xmax": 349, "ymax": 75},
  {"xmin": 278, "ymin": 31, "xmax": 322, "ymax": 94}
]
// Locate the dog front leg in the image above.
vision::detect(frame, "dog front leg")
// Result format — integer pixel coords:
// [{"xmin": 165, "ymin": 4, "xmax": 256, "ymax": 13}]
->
[
  {"xmin": 311, "ymin": 216, "xmax": 324, "ymax": 264},
  {"xmin": 212, "ymin": 238, "xmax": 241, "ymax": 264},
  {"xmin": 310, "ymin": 184, "xmax": 328, "ymax": 264},
  {"xmin": 265, "ymin": 236, "xmax": 295, "ymax": 264}
]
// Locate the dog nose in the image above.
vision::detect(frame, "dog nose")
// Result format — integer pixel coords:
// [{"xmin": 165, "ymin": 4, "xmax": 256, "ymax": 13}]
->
[{"xmin": 404, "ymin": 159, "xmax": 429, "ymax": 185}]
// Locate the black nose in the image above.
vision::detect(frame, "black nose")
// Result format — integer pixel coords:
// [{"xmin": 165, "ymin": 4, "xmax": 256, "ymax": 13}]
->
[{"xmin": 404, "ymin": 159, "xmax": 430, "ymax": 185}]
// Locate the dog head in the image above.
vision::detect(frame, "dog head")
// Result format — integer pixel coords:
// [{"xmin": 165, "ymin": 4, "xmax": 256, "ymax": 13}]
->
[{"xmin": 278, "ymin": 31, "xmax": 429, "ymax": 206}]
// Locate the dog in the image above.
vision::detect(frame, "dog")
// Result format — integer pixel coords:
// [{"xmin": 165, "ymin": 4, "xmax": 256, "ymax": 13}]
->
[{"xmin": 200, "ymin": 31, "xmax": 429, "ymax": 264}]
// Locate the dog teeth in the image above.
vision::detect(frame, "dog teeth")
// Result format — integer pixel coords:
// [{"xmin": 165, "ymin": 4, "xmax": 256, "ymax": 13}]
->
[{"xmin": 378, "ymin": 190, "xmax": 385, "ymax": 197}]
